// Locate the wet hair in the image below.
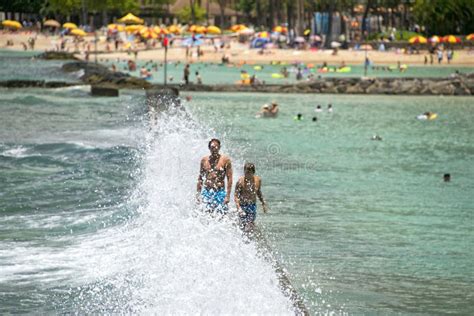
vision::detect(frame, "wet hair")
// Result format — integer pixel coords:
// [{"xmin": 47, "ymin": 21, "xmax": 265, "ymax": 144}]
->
[
  {"xmin": 244, "ymin": 162, "xmax": 255, "ymax": 173},
  {"xmin": 312, "ymin": 117, "xmax": 317, "ymax": 121},
  {"xmin": 208, "ymin": 138, "xmax": 221, "ymax": 149}
]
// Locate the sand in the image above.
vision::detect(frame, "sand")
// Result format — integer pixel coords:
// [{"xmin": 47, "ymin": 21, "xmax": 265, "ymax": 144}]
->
[{"xmin": 2, "ymin": 31, "xmax": 474, "ymax": 66}]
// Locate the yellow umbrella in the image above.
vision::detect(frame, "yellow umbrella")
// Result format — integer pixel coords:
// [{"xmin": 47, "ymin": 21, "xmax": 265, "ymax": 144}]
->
[
  {"xmin": 117, "ymin": 13, "xmax": 144, "ymax": 25},
  {"xmin": 230, "ymin": 24, "xmax": 247, "ymax": 32},
  {"xmin": 466, "ymin": 34, "xmax": 474, "ymax": 41},
  {"xmin": 153, "ymin": 26, "xmax": 162, "ymax": 34},
  {"xmin": 140, "ymin": 27, "xmax": 158, "ymax": 39},
  {"xmin": 108, "ymin": 24, "xmax": 125, "ymax": 32},
  {"xmin": 195, "ymin": 25, "xmax": 206, "ymax": 34},
  {"xmin": 442, "ymin": 35, "xmax": 461, "ymax": 43},
  {"xmin": 258, "ymin": 31, "xmax": 269, "ymax": 38},
  {"xmin": 63, "ymin": 22, "xmax": 78, "ymax": 29},
  {"xmin": 70, "ymin": 28, "xmax": 86, "ymax": 37},
  {"xmin": 125, "ymin": 24, "xmax": 144, "ymax": 33},
  {"xmin": 43, "ymin": 19, "xmax": 60, "ymax": 28},
  {"xmin": 408, "ymin": 36, "xmax": 427, "ymax": 44},
  {"xmin": 189, "ymin": 25, "xmax": 198, "ymax": 33},
  {"xmin": 206, "ymin": 25, "xmax": 221, "ymax": 34},
  {"xmin": 273, "ymin": 26, "xmax": 287, "ymax": 33},
  {"xmin": 2, "ymin": 20, "xmax": 22, "ymax": 29},
  {"xmin": 167, "ymin": 25, "xmax": 181, "ymax": 34}
]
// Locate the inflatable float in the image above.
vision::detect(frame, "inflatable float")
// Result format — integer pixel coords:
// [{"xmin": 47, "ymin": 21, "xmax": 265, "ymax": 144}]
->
[{"xmin": 416, "ymin": 112, "xmax": 437, "ymax": 120}]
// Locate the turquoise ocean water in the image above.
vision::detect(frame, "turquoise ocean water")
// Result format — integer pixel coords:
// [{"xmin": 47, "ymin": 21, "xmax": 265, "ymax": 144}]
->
[{"xmin": 0, "ymin": 51, "xmax": 473, "ymax": 314}]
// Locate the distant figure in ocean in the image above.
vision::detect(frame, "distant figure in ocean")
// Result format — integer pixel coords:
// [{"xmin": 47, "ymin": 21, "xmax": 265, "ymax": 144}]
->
[
  {"xmin": 258, "ymin": 102, "xmax": 279, "ymax": 118},
  {"xmin": 328, "ymin": 104, "xmax": 333, "ymax": 112},
  {"xmin": 294, "ymin": 113, "xmax": 303, "ymax": 121},
  {"xmin": 235, "ymin": 162, "xmax": 267, "ymax": 232},
  {"xmin": 184, "ymin": 64, "xmax": 190, "ymax": 84},
  {"xmin": 197, "ymin": 139, "xmax": 233, "ymax": 214},
  {"xmin": 315, "ymin": 105, "xmax": 322, "ymax": 112},
  {"xmin": 296, "ymin": 67, "xmax": 303, "ymax": 81},
  {"xmin": 312, "ymin": 117, "xmax": 317, "ymax": 122},
  {"xmin": 195, "ymin": 71, "xmax": 202, "ymax": 84},
  {"xmin": 371, "ymin": 135, "xmax": 382, "ymax": 141},
  {"xmin": 444, "ymin": 173, "xmax": 451, "ymax": 182}
]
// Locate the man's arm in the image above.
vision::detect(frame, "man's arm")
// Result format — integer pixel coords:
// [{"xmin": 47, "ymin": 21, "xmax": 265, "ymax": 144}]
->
[
  {"xmin": 224, "ymin": 157, "xmax": 233, "ymax": 204},
  {"xmin": 256, "ymin": 177, "xmax": 268, "ymax": 213},
  {"xmin": 196, "ymin": 158, "xmax": 205, "ymax": 197}
]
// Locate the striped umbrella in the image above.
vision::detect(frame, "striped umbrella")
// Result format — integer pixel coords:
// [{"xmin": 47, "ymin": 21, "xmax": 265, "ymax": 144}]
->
[
  {"xmin": 442, "ymin": 35, "xmax": 461, "ymax": 44},
  {"xmin": 408, "ymin": 36, "xmax": 427, "ymax": 44},
  {"xmin": 465, "ymin": 34, "xmax": 474, "ymax": 41}
]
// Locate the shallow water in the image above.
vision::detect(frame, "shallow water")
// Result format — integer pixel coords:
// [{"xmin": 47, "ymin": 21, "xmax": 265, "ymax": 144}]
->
[{"xmin": 0, "ymin": 52, "xmax": 473, "ymax": 314}]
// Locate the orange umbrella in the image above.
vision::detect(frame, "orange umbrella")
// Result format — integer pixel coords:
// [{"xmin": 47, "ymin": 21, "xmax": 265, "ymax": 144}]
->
[
  {"xmin": 442, "ymin": 35, "xmax": 461, "ymax": 44},
  {"xmin": 273, "ymin": 26, "xmax": 287, "ymax": 33},
  {"xmin": 140, "ymin": 27, "xmax": 158, "ymax": 39},
  {"xmin": 409, "ymin": 36, "xmax": 427, "ymax": 44},
  {"xmin": 466, "ymin": 34, "xmax": 474, "ymax": 41},
  {"xmin": 167, "ymin": 25, "xmax": 181, "ymax": 35},
  {"xmin": 230, "ymin": 24, "xmax": 247, "ymax": 32}
]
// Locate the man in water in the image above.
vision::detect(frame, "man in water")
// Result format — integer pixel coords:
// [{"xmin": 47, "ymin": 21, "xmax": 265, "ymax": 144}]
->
[
  {"xmin": 197, "ymin": 139, "xmax": 233, "ymax": 213},
  {"xmin": 234, "ymin": 162, "xmax": 267, "ymax": 231}
]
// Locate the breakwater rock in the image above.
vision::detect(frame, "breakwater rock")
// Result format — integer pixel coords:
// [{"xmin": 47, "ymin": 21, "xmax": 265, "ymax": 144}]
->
[
  {"xmin": 62, "ymin": 62, "xmax": 152, "ymax": 89},
  {"xmin": 154, "ymin": 74, "xmax": 473, "ymax": 96},
  {"xmin": 36, "ymin": 51, "xmax": 79, "ymax": 60}
]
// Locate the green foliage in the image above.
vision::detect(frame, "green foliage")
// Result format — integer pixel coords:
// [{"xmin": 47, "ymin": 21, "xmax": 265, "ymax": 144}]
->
[
  {"xmin": 0, "ymin": 0, "xmax": 44, "ymax": 13},
  {"xmin": 178, "ymin": 3, "xmax": 206, "ymax": 23},
  {"xmin": 368, "ymin": 30, "xmax": 421, "ymax": 41},
  {"xmin": 412, "ymin": 0, "xmax": 474, "ymax": 35}
]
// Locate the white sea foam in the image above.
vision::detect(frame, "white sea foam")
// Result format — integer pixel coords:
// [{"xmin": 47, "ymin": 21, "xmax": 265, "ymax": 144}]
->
[
  {"xmin": 0, "ymin": 102, "xmax": 294, "ymax": 313},
  {"xmin": 1, "ymin": 146, "xmax": 32, "ymax": 158}
]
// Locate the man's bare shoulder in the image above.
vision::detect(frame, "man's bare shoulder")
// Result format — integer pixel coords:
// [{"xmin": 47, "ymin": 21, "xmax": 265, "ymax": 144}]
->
[
  {"xmin": 220, "ymin": 154, "xmax": 232, "ymax": 163},
  {"xmin": 255, "ymin": 176, "xmax": 262, "ymax": 185},
  {"xmin": 200, "ymin": 156, "xmax": 208, "ymax": 163}
]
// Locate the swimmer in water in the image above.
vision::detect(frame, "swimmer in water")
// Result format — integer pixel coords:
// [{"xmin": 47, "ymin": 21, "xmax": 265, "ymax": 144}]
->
[
  {"xmin": 197, "ymin": 139, "xmax": 233, "ymax": 214},
  {"xmin": 328, "ymin": 104, "xmax": 333, "ymax": 112},
  {"xmin": 294, "ymin": 113, "xmax": 303, "ymax": 121},
  {"xmin": 315, "ymin": 105, "xmax": 322, "ymax": 112},
  {"xmin": 235, "ymin": 162, "xmax": 267, "ymax": 232}
]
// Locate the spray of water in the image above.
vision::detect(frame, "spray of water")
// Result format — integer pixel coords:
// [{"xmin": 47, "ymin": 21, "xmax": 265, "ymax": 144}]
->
[{"xmin": 49, "ymin": 99, "xmax": 296, "ymax": 313}]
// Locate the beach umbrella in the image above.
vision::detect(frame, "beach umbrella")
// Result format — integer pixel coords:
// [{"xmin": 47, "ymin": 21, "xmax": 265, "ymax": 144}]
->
[
  {"xmin": 330, "ymin": 41, "xmax": 341, "ymax": 48},
  {"xmin": 359, "ymin": 44, "xmax": 373, "ymax": 50},
  {"xmin": 273, "ymin": 26, "xmax": 287, "ymax": 33},
  {"xmin": 63, "ymin": 22, "xmax": 77, "ymax": 29},
  {"xmin": 304, "ymin": 29, "xmax": 311, "ymax": 36},
  {"xmin": 408, "ymin": 36, "xmax": 427, "ymax": 44},
  {"xmin": 237, "ymin": 28, "xmax": 254, "ymax": 35},
  {"xmin": 108, "ymin": 24, "xmax": 125, "ymax": 32},
  {"xmin": 140, "ymin": 27, "xmax": 158, "ymax": 39},
  {"xmin": 70, "ymin": 28, "xmax": 86, "ymax": 37},
  {"xmin": 230, "ymin": 24, "xmax": 247, "ymax": 32},
  {"xmin": 117, "ymin": 13, "xmax": 144, "ymax": 25},
  {"xmin": 2, "ymin": 20, "xmax": 22, "ymax": 29},
  {"xmin": 206, "ymin": 25, "xmax": 221, "ymax": 35},
  {"xmin": 311, "ymin": 35, "xmax": 322, "ymax": 42},
  {"xmin": 195, "ymin": 25, "xmax": 206, "ymax": 34},
  {"xmin": 258, "ymin": 31, "xmax": 270, "ymax": 38},
  {"xmin": 442, "ymin": 35, "xmax": 461, "ymax": 44},
  {"xmin": 466, "ymin": 34, "xmax": 474, "ymax": 41},
  {"xmin": 43, "ymin": 19, "xmax": 60, "ymax": 28},
  {"xmin": 167, "ymin": 25, "xmax": 181, "ymax": 35},
  {"xmin": 429, "ymin": 35, "xmax": 441, "ymax": 43},
  {"xmin": 125, "ymin": 24, "xmax": 144, "ymax": 33}
]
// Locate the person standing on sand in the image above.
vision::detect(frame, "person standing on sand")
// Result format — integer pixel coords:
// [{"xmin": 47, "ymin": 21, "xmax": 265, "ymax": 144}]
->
[{"xmin": 197, "ymin": 139, "xmax": 233, "ymax": 214}]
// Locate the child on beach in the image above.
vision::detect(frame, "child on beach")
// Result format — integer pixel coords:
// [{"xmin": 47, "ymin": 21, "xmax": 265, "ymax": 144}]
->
[{"xmin": 234, "ymin": 163, "xmax": 267, "ymax": 231}]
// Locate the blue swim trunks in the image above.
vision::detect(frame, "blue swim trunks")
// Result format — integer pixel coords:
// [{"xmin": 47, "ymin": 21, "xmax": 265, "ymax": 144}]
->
[
  {"xmin": 239, "ymin": 203, "xmax": 257, "ymax": 223},
  {"xmin": 201, "ymin": 188, "xmax": 228, "ymax": 213}
]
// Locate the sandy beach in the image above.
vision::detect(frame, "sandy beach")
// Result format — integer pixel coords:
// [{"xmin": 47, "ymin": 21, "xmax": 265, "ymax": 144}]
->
[{"xmin": 2, "ymin": 31, "xmax": 474, "ymax": 66}]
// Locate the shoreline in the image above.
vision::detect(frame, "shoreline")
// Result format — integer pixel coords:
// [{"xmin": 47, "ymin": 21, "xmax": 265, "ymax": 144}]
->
[{"xmin": 2, "ymin": 32, "xmax": 474, "ymax": 66}]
